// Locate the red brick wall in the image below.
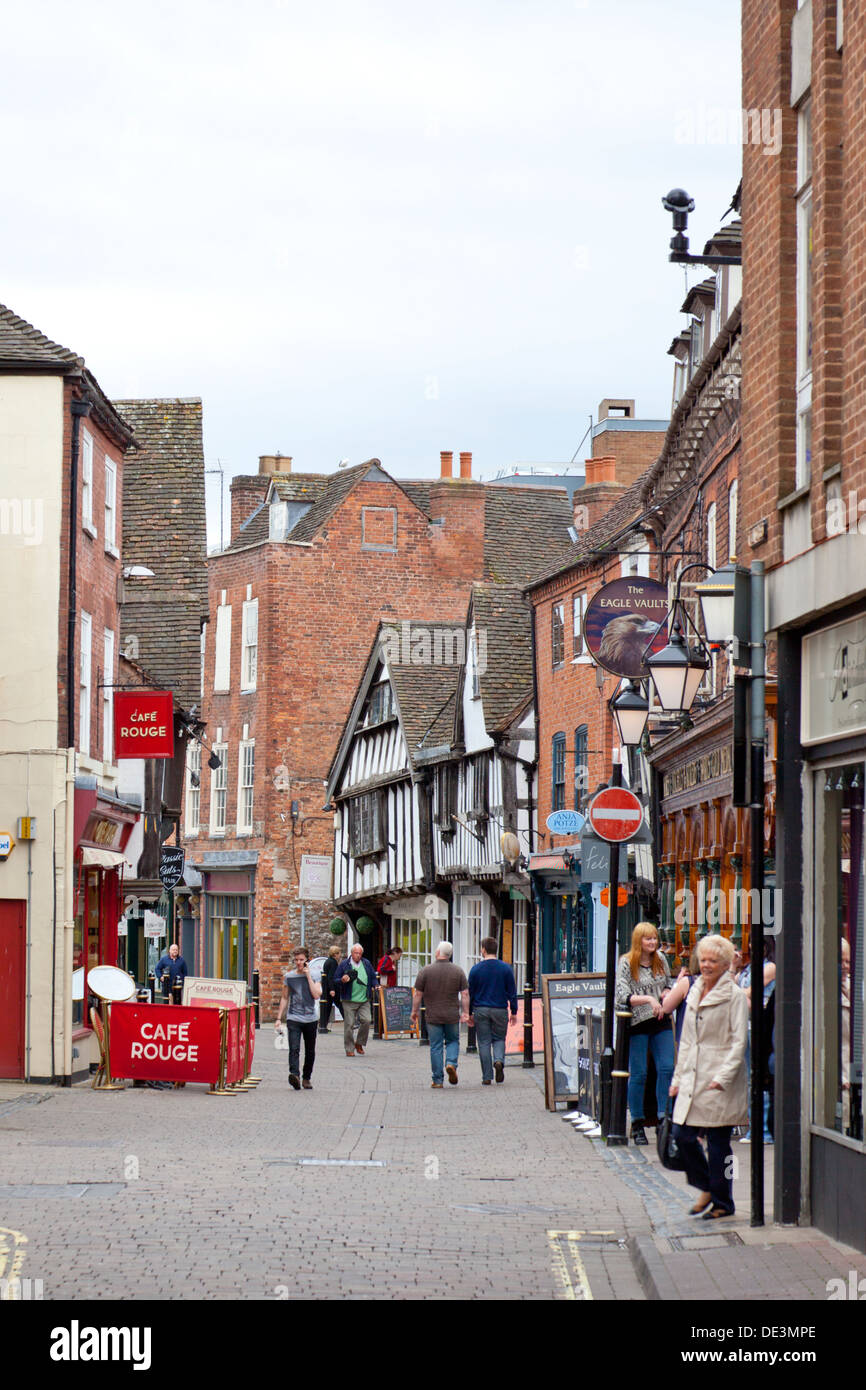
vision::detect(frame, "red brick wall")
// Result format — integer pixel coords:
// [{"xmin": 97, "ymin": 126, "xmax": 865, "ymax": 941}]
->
[
  {"xmin": 57, "ymin": 382, "xmax": 128, "ymax": 755},
  {"xmin": 187, "ymin": 475, "xmax": 504, "ymax": 1016}
]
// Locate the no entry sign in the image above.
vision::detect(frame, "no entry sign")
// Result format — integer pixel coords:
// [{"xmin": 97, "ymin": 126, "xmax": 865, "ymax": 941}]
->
[{"xmin": 587, "ymin": 787, "xmax": 644, "ymax": 843}]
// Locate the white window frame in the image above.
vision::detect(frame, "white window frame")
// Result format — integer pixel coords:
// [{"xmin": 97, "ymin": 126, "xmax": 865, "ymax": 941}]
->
[
  {"xmin": 186, "ymin": 741, "xmax": 201, "ymax": 837},
  {"xmin": 706, "ymin": 501, "xmax": 717, "ymax": 571},
  {"xmin": 210, "ymin": 741, "xmax": 228, "ymax": 835},
  {"xmin": 80, "ymin": 612, "xmax": 92, "ymax": 756},
  {"xmin": 241, "ymin": 599, "xmax": 258, "ymax": 692},
  {"xmin": 237, "ymin": 739, "xmax": 255, "ymax": 834},
  {"xmin": 512, "ymin": 896, "xmax": 528, "ymax": 994},
  {"xmin": 572, "ymin": 591, "xmax": 588, "ymax": 660},
  {"xmin": 214, "ymin": 604, "xmax": 232, "ymax": 692},
  {"xmin": 728, "ymin": 480, "xmax": 738, "ymax": 561},
  {"xmin": 104, "ymin": 457, "xmax": 119, "ymax": 557},
  {"xmin": 102, "ymin": 629, "xmax": 115, "ymax": 764},
  {"xmin": 82, "ymin": 429, "xmax": 96, "ymax": 537},
  {"xmin": 796, "ymin": 100, "xmax": 813, "ymax": 490},
  {"xmin": 551, "ymin": 602, "xmax": 565, "ymax": 668}
]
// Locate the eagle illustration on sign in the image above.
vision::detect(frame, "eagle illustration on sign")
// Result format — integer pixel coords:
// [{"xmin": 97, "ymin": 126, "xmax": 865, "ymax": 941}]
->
[{"xmin": 582, "ymin": 578, "xmax": 670, "ymax": 680}]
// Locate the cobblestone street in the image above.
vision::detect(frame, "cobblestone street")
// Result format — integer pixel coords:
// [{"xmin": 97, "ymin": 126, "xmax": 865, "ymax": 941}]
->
[{"xmin": 2, "ymin": 1032, "xmax": 865, "ymax": 1304}]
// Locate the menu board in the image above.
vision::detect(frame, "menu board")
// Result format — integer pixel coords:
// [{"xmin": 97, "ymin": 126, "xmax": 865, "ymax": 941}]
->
[
  {"xmin": 541, "ymin": 973, "xmax": 606, "ymax": 1110},
  {"xmin": 379, "ymin": 986, "xmax": 418, "ymax": 1038}
]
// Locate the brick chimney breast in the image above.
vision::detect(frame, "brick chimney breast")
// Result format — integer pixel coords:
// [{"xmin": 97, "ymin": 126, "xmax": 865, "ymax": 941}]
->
[
  {"xmin": 440, "ymin": 451, "xmax": 453, "ymax": 479},
  {"xmin": 459, "ymin": 451, "xmax": 472, "ymax": 479}
]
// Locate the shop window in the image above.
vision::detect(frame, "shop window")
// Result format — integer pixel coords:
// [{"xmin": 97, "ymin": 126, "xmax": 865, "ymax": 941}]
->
[
  {"xmin": 462, "ymin": 896, "xmax": 484, "ymax": 972},
  {"xmin": 435, "ymin": 762, "xmax": 457, "ymax": 833},
  {"xmin": 207, "ymin": 894, "xmax": 250, "ymax": 982},
  {"xmin": 814, "ymin": 763, "xmax": 864, "ymax": 1141},
  {"xmin": 186, "ymin": 742, "xmax": 201, "ymax": 836},
  {"xmin": 574, "ymin": 725, "xmax": 588, "ymax": 808},
  {"xmin": 512, "ymin": 896, "xmax": 528, "ymax": 993},
  {"xmin": 392, "ymin": 917, "xmax": 434, "ymax": 984},
  {"xmin": 241, "ymin": 599, "xmax": 258, "ymax": 691}
]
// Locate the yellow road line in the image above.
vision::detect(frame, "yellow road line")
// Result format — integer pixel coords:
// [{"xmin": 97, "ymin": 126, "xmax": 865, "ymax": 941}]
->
[{"xmin": 547, "ymin": 1229, "xmax": 610, "ymax": 1300}]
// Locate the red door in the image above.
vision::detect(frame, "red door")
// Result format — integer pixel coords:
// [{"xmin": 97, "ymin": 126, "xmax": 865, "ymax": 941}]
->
[{"xmin": 0, "ymin": 900, "xmax": 26, "ymax": 1078}]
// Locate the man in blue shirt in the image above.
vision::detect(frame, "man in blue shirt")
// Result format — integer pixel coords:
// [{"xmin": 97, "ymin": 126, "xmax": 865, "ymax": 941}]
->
[
  {"xmin": 153, "ymin": 943, "xmax": 188, "ymax": 1000},
  {"xmin": 467, "ymin": 937, "xmax": 518, "ymax": 1085}
]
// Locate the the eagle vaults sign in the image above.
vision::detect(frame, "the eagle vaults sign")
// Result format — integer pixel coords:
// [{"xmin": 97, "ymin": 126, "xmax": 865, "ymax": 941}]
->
[
  {"xmin": 582, "ymin": 578, "xmax": 670, "ymax": 681},
  {"xmin": 113, "ymin": 691, "xmax": 175, "ymax": 759}
]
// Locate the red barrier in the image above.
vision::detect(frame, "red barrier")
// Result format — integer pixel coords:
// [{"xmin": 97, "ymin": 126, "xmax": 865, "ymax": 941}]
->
[
  {"xmin": 248, "ymin": 1005, "xmax": 256, "ymax": 1068},
  {"xmin": 225, "ymin": 1007, "xmax": 243, "ymax": 1085},
  {"xmin": 109, "ymin": 1003, "xmax": 222, "ymax": 1084}
]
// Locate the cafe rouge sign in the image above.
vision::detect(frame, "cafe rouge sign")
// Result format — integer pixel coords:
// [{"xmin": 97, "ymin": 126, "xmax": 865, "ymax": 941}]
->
[{"xmin": 113, "ymin": 691, "xmax": 175, "ymax": 759}]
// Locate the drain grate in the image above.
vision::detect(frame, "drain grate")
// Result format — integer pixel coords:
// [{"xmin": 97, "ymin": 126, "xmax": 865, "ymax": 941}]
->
[
  {"xmin": 297, "ymin": 1159, "xmax": 386, "ymax": 1168},
  {"xmin": 668, "ymin": 1231, "xmax": 744, "ymax": 1252}
]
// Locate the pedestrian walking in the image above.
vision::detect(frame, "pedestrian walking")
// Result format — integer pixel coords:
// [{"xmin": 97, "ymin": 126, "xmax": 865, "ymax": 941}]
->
[
  {"xmin": 467, "ymin": 937, "xmax": 518, "ymax": 1085},
  {"xmin": 336, "ymin": 942, "xmax": 377, "ymax": 1056},
  {"xmin": 615, "ymin": 922, "xmax": 674, "ymax": 1144},
  {"xmin": 319, "ymin": 944, "xmax": 344, "ymax": 1033},
  {"xmin": 670, "ymin": 933, "xmax": 749, "ymax": 1219},
  {"xmin": 276, "ymin": 947, "xmax": 323, "ymax": 1090},
  {"xmin": 410, "ymin": 943, "xmax": 469, "ymax": 1088},
  {"xmin": 376, "ymin": 944, "xmax": 403, "ymax": 989}
]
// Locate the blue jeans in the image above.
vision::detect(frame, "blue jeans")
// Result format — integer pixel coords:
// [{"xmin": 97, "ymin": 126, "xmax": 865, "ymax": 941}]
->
[
  {"xmin": 627, "ymin": 1027, "xmax": 675, "ymax": 1124},
  {"xmin": 427, "ymin": 1022, "xmax": 460, "ymax": 1083},
  {"xmin": 674, "ymin": 1124, "xmax": 735, "ymax": 1213},
  {"xmin": 473, "ymin": 1006, "xmax": 507, "ymax": 1082}
]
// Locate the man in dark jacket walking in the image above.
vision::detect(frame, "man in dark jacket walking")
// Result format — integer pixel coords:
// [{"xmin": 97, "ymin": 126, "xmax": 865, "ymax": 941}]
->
[
  {"xmin": 467, "ymin": 937, "xmax": 518, "ymax": 1085},
  {"xmin": 336, "ymin": 943, "xmax": 377, "ymax": 1056}
]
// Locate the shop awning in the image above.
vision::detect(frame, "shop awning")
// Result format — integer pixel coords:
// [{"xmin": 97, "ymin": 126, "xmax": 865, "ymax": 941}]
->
[{"xmin": 80, "ymin": 847, "xmax": 127, "ymax": 869}]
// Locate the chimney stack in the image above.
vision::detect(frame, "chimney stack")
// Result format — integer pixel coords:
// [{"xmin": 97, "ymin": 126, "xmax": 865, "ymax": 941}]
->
[
  {"xmin": 584, "ymin": 456, "xmax": 617, "ymax": 487},
  {"xmin": 459, "ymin": 451, "xmax": 472, "ymax": 479},
  {"xmin": 259, "ymin": 454, "xmax": 292, "ymax": 475},
  {"xmin": 579, "ymin": 455, "xmax": 627, "ymax": 530},
  {"xmin": 440, "ymin": 450, "xmax": 453, "ymax": 479}
]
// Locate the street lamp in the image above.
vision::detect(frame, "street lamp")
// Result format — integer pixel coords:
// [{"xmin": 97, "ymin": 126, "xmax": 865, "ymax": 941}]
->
[
  {"xmin": 610, "ymin": 680, "xmax": 650, "ymax": 747},
  {"xmin": 646, "ymin": 619, "xmax": 709, "ymax": 712},
  {"xmin": 694, "ymin": 560, "xmax": 751, "ymax": 651}
]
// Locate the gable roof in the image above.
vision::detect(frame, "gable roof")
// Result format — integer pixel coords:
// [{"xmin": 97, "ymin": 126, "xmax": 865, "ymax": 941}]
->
[
  {"xmin": 481, "ymin": 485, "xmax": 574, "ymax": 585},
  {"xmin": 114, "ymin": 398, "xmax": 208, "ymax": 707},
  {"xmin": 469, "ymin": 584, "xmax": 534, "ymax": 732},
  {"xmin": 523, "ymin": 472, "xmax": 652, "ymax": 591}
]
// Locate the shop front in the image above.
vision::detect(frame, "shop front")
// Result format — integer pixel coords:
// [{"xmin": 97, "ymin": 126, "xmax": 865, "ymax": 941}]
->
[
  {"xmin": 801, "ymin": 614, "xmax": 866, "ymax": 1250},
  {"xmin": 192, "ymin": 855, "xmax": 258, "ymax": 989},
  {"xmin": 528, "ymin": 848, "xmax": 592, "ymax": 977},
  {"xmin": 72, "ymin": 785, "xmax": 139, "ymax": 1043},
  {"xmin": 648, "ymin": 691, "xmax": 777, "ymax": 968}
]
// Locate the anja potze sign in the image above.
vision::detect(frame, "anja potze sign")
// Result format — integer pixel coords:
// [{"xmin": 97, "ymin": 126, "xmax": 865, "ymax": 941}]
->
[
  {"xmin": 582, "ymin": 578, "xmax": 670, "ymax": 681},
  {"xmin": 113, "ymin": 691, "xmax": 175, "ymax": 759}
]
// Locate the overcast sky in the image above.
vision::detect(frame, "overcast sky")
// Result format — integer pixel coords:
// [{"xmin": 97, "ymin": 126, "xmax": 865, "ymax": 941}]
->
[{"xmin": 2, "ymin": 0, "xmax": 741, "ymax": 546}]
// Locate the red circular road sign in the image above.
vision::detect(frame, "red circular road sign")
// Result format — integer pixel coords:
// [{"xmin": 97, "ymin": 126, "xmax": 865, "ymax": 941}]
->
[{"xmin": 587, "ymin": 787, "xmax": 644, "ymax": 842}]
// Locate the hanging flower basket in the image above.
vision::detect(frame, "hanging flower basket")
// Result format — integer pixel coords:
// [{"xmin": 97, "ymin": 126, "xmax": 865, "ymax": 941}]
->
[
  {"xmin": 329, "ymin": 918, "xmax": 347, "ymax": 936},
  {"xmin": 355, "ymin": 915, "xmax": 376, "ymax": 934}
]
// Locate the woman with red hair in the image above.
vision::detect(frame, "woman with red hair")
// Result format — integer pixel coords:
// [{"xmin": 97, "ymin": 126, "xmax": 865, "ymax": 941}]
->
[{"xmin": 615, "ymin": 922, "xmax": 673, "ymax": 1145}]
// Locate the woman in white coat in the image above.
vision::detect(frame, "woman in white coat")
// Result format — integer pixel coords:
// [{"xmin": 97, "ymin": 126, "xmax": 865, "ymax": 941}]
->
[{"xmin": 669, "ymin": 933, "xmax": 749, "ymax": 1220}]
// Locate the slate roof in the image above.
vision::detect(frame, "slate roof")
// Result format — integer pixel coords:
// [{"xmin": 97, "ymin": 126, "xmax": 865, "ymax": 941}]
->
[
  {"xmin": 226, "ymin": 472, "xmax": 331, "ymax": 550},
  {"xmin": 382, "ymin": 621, "xmax": 466, "ymax": 759},
  {"xmin": 481, "ymin": 485, "xmax": 573, "ymax": 585},
  {"xmin": 114, "ymin": 399, "xmax": 208, "ymax": 708},
  {"xmin": 470, "ymin": 584, "xmax": 533, "ymax": 732},
  {"xmin": 0, "ymin": 303, "xmax": 136, "ymax": 446},
  {"xmin": 523, "ymin": 473, "xmax": 653, "ymax": 591},
  {"xmin": 0, "ymin": 303, "xmax": 84, "ymax": 369}
]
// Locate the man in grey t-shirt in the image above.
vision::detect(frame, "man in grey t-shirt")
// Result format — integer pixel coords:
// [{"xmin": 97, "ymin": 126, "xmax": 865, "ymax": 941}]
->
[{"xmin": 276, "ymin": 947, "xmax": 322, "ymax": 1089}]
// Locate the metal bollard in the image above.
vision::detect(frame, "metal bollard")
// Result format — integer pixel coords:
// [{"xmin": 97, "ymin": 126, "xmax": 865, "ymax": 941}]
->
[
  {"xmin": 148, "ymin": 972, "xmax": 156, "ymax": 1001},
  {"xmin": 252, "ymin": 970, "xmax": 260, "ymax": 1028},
  {"xmin": 419, "ymin": 1001, "xmax": 429, "ymax": 1046},
  {"xmin": 607, "ymin": 1006, "xmax": 631, "ymax": 1147},
  {"xmin": 522, "ymin": 980, "xmax": 535, "ymax": 1068}
]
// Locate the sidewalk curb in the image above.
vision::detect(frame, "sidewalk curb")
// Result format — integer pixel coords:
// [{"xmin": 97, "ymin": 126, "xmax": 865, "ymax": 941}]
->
[{"xmin": 627, "ymin": 1234, "xmax": 679, "ymax": 1301}]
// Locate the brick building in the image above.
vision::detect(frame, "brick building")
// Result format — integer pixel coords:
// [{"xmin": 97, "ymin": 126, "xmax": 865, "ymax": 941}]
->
[
  {"xmin": 525, "ymin": 403, "xmax": 667, "ymax": 976},
  {"xmin": 186, "ymin": 452, "xmax": 574, "ymax": 1018},
  {"xmin": 739, "ymin": 0, "xmax": 866, "ymax": 1248},
  {"xmin": 0, "ymin": 304, "xmax": 138, "ymax": 1081}
]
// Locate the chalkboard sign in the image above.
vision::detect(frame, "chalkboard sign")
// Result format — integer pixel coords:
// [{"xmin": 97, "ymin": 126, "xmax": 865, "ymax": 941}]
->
[
  {"xmin": 379, "ymin": 986, "xmax": 418, "ymax": 1038},
  {"xmin": 541, "ymin": 972, "xmax": 606, "ymax": 1110}
]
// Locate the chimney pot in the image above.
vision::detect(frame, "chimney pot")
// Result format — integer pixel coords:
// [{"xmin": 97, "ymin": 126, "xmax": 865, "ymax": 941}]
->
[
  {"xmin": 459, "ymin": 451, "xmax": 472, "ymax": 479},
  {"xmin": 259, "ymin": 454, "xmax": 292, "ymax": 474},
  {"xmin": 440, "ymin": 450, "xmax": 453, "ymax": 479},
  {"xmin": 585, "ymin": 456, "xmax": 617, "ymax": 487}
]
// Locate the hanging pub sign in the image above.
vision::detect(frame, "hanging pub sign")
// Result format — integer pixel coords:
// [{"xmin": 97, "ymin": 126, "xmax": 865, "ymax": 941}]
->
[
  {"xmin": 159, "ymin": 847, "xmax": 185, "ymax": 891},
  {"xmin": 582, "ymin": 578, "xmax": 670, "ymax": 681},
  {"xmin": 113, "ymin": 691, "xmax": 175, "ymax": 759}
]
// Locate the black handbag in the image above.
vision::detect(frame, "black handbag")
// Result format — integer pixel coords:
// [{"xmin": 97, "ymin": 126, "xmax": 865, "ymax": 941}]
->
[{"xmin": 657, "ymin": 1100, "xmax": 685, "ymax": 1171}]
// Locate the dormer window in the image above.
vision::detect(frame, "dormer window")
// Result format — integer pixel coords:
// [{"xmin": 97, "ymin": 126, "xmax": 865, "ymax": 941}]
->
[
  {"xmin": 269, "ymin": 498, "xmax": 312, "ymax": 540},
  {"xmin": 363, "ymin": 680, "xmax": 395, "ymax": 727}
]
